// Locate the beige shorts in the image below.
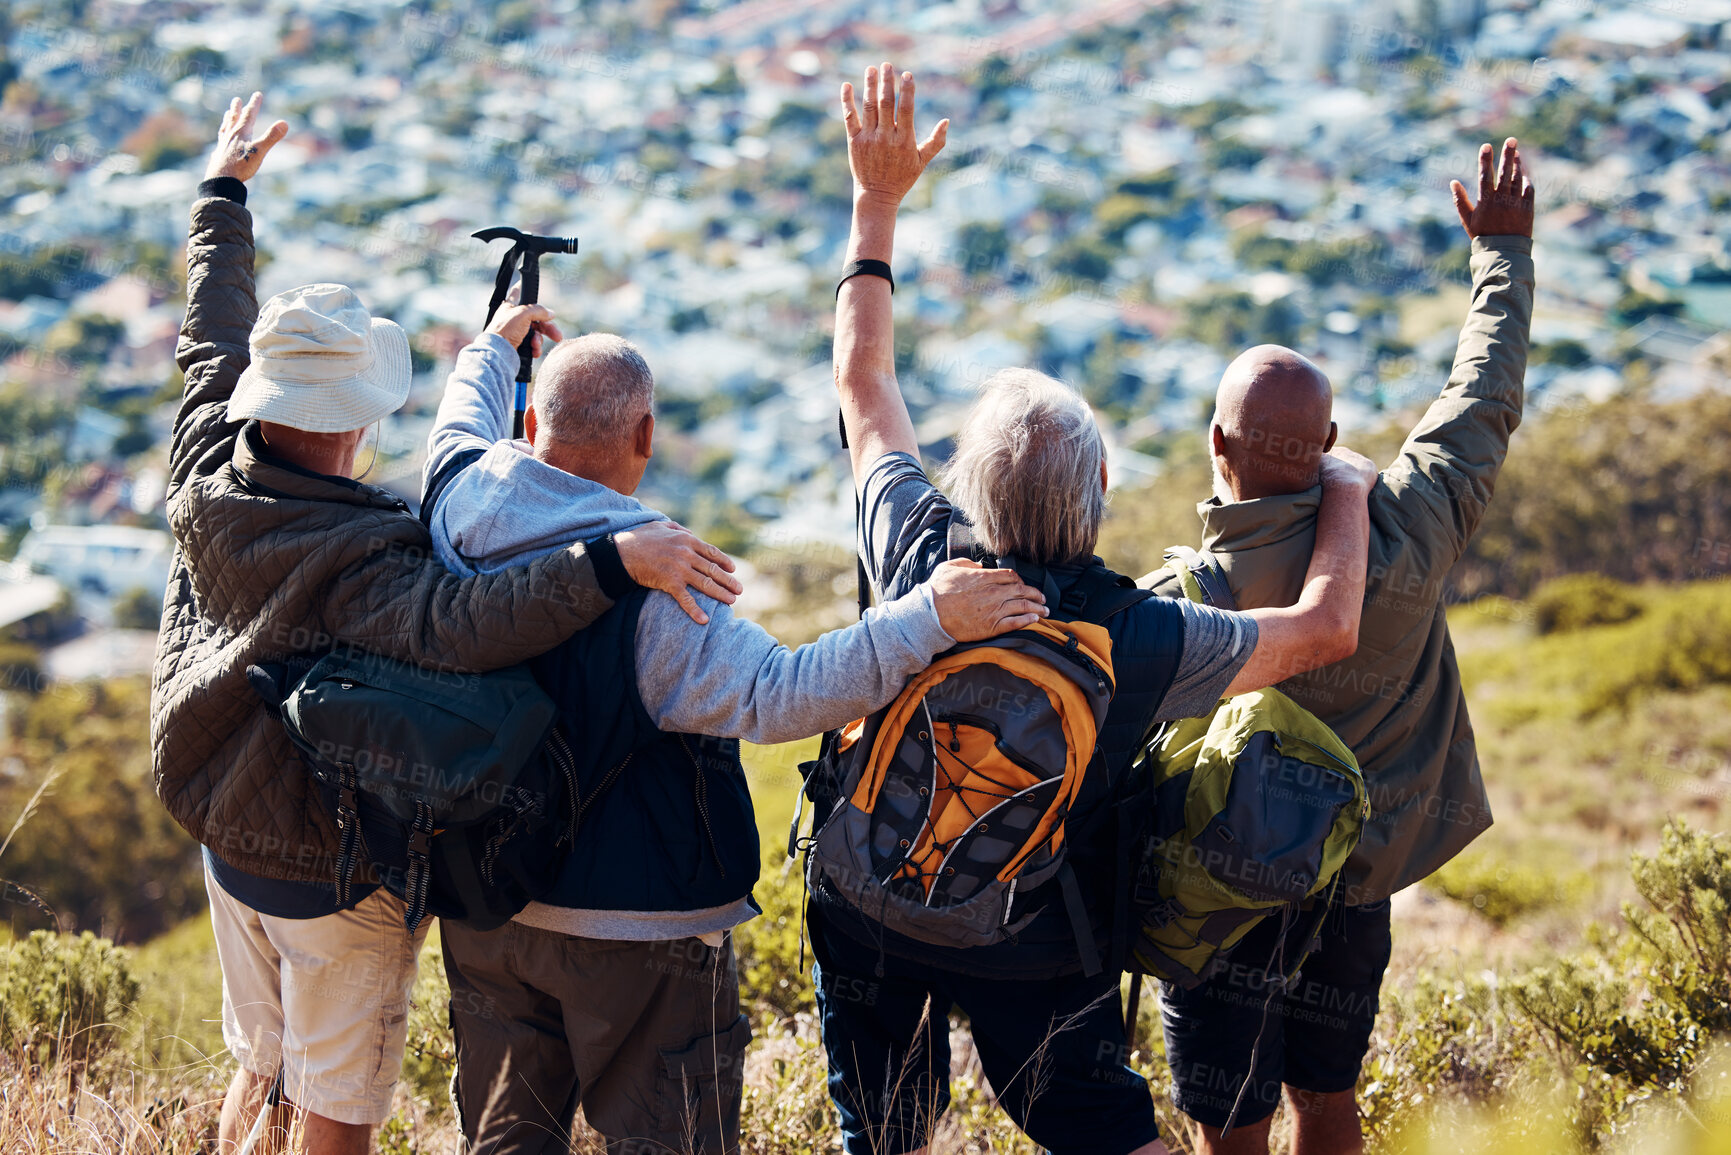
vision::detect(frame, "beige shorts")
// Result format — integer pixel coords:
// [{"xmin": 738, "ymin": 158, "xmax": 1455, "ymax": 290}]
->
[{"xmin": 205, "ymin": 860, "xmax": 429, "ymax": 1126}]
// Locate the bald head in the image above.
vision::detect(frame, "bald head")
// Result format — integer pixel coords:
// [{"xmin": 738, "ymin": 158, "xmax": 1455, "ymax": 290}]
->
[{"xmin": 1210, "ymin": 345, "xmax": 1336, "ymax": 500}]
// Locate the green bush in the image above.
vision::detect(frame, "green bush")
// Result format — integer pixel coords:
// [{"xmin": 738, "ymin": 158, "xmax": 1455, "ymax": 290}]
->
[
  {"xmin": 400, "ymin": 934, "xmax": 455, "ymax": 1112},
  {"xmin": 0, "ymin": 929, "xmax": 138, "ymax": 1068},
  {"xmin": 735, "ymin": 855, "xmax": 815, "ymax": 1018},
  {"xmin": 1361, "ymin": 973, "xmax": 1510, "ymax": 1144},
  {"xmin": 1529, "ymin": 573, "xmax": 1643, "ymax": 634},
  {"xmin": 1463, "ymin": 580, "xmax": 1731, "ymax": 718},
  {"xmin": 1454, "ymin": 390, "xmax": 1731, "ymax": 597},
  {"xmin": 1, "ymin": 677, "xmax": 205, "ymax": 940},
  {"xmin": 1393, "ymin": 822, "xmax": 1731, "ymax": 1143},
  {"xmin": 111, "ymin": 587, "xmax": 162, "ymax": 632},
  {"xmin": 1528, "ymin": 822, "xmax": 1731, "ymax": 1077},
  {"xmin": 1426, "ymin": 853, "xmax": 1590, "ymax": 926}
]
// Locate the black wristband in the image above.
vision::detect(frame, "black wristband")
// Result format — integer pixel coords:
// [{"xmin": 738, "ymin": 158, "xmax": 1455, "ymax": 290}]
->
[
  {"xmin": 586, "ymin": 532, "xmax": 637, "ymax": 600},
  {"xmin": 837, "ymin": 259, "xmax": 894, "ymax": 297},
  {"xmin": 198, "ymin": 177, "xmax": 249, "ymax": 206}
]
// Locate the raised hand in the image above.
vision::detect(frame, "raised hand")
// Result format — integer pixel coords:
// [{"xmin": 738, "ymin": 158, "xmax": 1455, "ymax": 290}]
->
[
  {"xmin": 485, "ymin": 303, "xmax": 563, "ymax": 360},
  {"xmin": 1451, "ymin": 137, "xmax": 1535, "ymax": 239},
  {"xmin": 205, "ymin": 92, "xmax": 289, "ymax": 183},
  {"xmin": 841, "ymin": 63, "xmax": 948, "ymax": 207},
  {"xmin": 613, "ymin": 520, "xmax": 743, "ymax": 626}
]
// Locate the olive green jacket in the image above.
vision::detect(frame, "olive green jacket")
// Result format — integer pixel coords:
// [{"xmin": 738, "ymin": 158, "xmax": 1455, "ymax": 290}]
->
[
  {"xmin": 151, "ymin": 194, "xmax": 616, "ymax": 883},
  {"xmin": 1142, "ymin": 236, "xmax": 1534, "ymax": 903}
]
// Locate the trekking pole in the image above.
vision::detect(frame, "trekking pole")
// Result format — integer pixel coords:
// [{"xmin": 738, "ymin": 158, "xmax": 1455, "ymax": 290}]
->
[
  {"xmin": 473, "ymin": 227, "xmax": 580, "ymax": 440},
  {"xmin": 1124, "ymin": 968, "xmax": 1145, "ymax": 1049},
  {"xmin": 233, "ymin": 1067, "xmax": 285, "ymax": 1155},
  {"xmin": 838, "ymin": 410, "xmax": 870, "ymax": 619}
]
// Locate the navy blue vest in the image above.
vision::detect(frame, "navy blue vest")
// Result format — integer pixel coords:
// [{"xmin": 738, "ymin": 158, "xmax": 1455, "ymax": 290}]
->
[
  {"xmin": 811, "ymin": 561, "xmax": 1184, "ymax": 979},
  {"xmin": 530, "ymin": 588, "xmax": 760, "ymax": 913}
]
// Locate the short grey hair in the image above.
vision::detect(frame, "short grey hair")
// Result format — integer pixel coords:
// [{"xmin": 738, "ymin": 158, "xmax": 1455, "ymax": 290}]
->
[
  {"xmin": 939, "ymin": 368, "xmax": 1106, "ymax": 565},
  {"xmin": 533, "ymin": 333, "xmax": 654, "ymax": 447}
]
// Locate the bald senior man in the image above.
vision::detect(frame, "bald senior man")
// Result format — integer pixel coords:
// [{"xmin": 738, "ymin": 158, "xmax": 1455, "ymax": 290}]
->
[{"xmin": 1142, "ymin": 139, "xmax": 1536, "ymax": 1154}]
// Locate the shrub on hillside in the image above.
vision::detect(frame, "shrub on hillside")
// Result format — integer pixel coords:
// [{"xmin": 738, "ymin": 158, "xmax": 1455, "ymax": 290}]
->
[
  {"xmin": 735, "ymin": 856, "xmax": 815, "ymax": 1018},
  {"xmin": 1579, "ymin": 584, "xmax": 1731, "ymax": 713},
  {"xmin": 1528, "ymin": 573, "xmax": 1643, "ymax": 635},
  {"xmin": 1465, "ymin": 580, "xmax": 1731, "ymax": 717},
  {"xmin": 1371, "ymin": 821, "xmax": 1731, "ymax": 1144},
  {"xmin": 1426, "ymin": 853, "xmax": 1589, "ymax": 926},
  {"xmin": 1454, "ymin": 389, "xmax": 1731, "ymax": 596},
  {"xmin": 1514, "ymin": 823, "xmax": 1730, "ymax": 1102},
  {"xmin": 0, "ymin": 930, "xmax": 138, "ymax": 1069},
  {"xmin": 1, "ymin": 677, "xmax": 203, "ymax": 940}
]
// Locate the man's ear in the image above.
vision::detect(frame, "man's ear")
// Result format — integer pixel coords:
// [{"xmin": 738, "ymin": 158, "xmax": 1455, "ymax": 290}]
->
[
  {"xmin": 524, "ymin": 403, "xmax": 539, "ymax": 446},
  {"xmin": 1210, "ymin": 422, "xmax": 1229, "ymax": 459},
  {"xmin": 1324, "ymin": 421, "xmax": 1338, "ymax": 453},
  {"xmin": 1100, "ymin": 458, "xmax": 1109, "ymax": 494},
  {"xmin": 635, "ymin": 412, "xmax": 655, "ymax": 460}
]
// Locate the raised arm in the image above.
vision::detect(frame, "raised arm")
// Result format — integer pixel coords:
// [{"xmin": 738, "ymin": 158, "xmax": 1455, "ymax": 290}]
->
[
  {"xmin": 1385, "ymin": 137, "xmax": 1536, "ymax": 563},
  {"xmin": 834, "ymin": 64, "xmax": 948, "ymax": 482},
  {"xmin": 1221, "ymin": 449, "xmax": 1374, "ymax": 695},
  {"xmin": 169, "ymin": 93, "xmax": 288, "ymax": 496},
  {"xmin": 423, "ymin": 304, "xmax": 560, "ymax": 483}
]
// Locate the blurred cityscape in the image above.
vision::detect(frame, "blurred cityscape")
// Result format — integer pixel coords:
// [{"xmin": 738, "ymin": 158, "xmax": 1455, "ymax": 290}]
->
[{"xmin": 1, "ymin": 0, "xmax": 1729, "ymax": 672}]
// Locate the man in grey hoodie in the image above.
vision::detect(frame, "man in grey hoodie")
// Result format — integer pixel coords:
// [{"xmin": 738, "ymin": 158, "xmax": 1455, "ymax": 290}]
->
[{"xmin": 420, "ymin": 310, "xmax": 1049, "ymax": 1154}]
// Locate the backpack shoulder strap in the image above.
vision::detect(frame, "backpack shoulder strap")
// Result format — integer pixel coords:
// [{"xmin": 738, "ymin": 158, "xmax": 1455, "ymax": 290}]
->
[
  {"xmin": 1163, "ymin": 546, "xmax": 1237, "ymax": 611},
  {"xmin": 420, "ymin": 445, "xmax": 487, "ymax": 529},
  {"xmin": 1063, "ymin": 561, "xmax": 1153, "ymax": 624}
]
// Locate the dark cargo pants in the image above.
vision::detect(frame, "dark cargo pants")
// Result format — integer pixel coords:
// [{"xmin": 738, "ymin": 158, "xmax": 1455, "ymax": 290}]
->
[{"xmin": 443, "ymin": 920, "xmax": 750, "ymax": 1154}]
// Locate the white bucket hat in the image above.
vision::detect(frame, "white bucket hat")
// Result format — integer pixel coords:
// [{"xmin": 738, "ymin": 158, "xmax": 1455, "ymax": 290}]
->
[{"xmin": 227, "ymin": 284, "xmax": 412, "ymax": 433}]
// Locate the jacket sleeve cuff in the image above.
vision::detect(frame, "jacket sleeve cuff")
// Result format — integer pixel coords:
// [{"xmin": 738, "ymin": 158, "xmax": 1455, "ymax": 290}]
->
[
  {"xmin": 585, "ymin": 533, "xmax": 637, "ymax": 599},
  {"xmin": 198, "ymin": 177, "xmax": 248, "ymax": 206},
  {"xmin": 1470, "ymin": 235, "xmax": 1532, "ymax": 255},
  {"xmin": 876, "ymin": 582, "xmax": 955, "ymax": 657}
]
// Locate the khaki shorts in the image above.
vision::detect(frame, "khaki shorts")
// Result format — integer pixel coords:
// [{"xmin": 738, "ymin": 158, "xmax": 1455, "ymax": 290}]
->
[{"xmin": 205, "ymin": 860, "xmax": 429, "ymax": 1126}]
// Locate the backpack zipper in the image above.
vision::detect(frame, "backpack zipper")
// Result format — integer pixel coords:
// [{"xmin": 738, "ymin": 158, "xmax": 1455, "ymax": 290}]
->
[
  {"xmin": 1013, "ymin": 629, "xmax": 1112, "ymax": 694},
  {"xmin": 931, "ymin": 712, "xmax": 1049, "ymax": 781}
]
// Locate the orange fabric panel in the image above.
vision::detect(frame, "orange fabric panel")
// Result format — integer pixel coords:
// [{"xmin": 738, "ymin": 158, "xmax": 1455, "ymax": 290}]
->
[
  {"xmin": 836, "ymin": 717, "xmax": 866, "ymax": 753},
  {"xmin": 900, "ymin": 723, "xmax": 1046, "ymax": 895},
  {"xmin": 853, "ymin": 622, "xmax": 1116, "ymax": 895}
]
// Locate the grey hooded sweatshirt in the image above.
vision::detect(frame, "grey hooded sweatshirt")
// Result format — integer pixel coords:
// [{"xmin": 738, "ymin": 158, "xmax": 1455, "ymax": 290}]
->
[{"xmin": 424, "ymin": 333, "xmax": 954, "ymax": 940}]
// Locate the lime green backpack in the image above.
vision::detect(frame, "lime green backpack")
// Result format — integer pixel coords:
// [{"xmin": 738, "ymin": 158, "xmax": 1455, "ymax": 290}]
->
[{"xmin": 1127, "ymin": 548, "xmax": 1369, "ymax": 992}]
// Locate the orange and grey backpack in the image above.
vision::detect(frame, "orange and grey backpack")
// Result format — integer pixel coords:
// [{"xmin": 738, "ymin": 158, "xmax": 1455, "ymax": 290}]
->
[{"xmin": 798, "ymin": 523, "xmax": 1150, "ymax": 973}]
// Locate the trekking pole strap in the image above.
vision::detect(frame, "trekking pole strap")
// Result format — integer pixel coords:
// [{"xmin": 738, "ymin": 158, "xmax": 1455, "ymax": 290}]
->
[
  {"xmin": 1058, "ymin": 863, "xmax": 1104, "ymax": 978},
  {"xmin": 1124, "ymin": 968, "xmax": 1145, "ymax": 1045},
  {"xmin": 483, "ymin": 244, "xmax": 521, "ymax": 330},
  {"xmin": 838, "ymin": 410, "xmax": 870, "ymax": 619}
]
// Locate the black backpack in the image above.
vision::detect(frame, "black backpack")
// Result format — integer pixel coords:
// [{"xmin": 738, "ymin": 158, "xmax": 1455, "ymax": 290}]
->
[{"xmin": 248, "ymin": 647, "xmax": 586, "ymax": 931}]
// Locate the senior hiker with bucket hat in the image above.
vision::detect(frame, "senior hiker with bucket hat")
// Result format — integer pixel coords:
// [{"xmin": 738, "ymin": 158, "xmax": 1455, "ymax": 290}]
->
[
  {"xmin": 227, "ymin": 283, "xmax": 413, "ymax": 433},
  {"xmin": 150, "ymin": 92, "xmax": 741, "ymax": 1155}
]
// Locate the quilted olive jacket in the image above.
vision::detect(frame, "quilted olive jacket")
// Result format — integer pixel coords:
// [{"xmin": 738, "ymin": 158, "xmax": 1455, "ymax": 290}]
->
[
  {"xmin": 150, "ymin": 192, "xmax": 614, "ymax": 882},
  {"xmin": 1144, "ymin": 236, "xmax": 1534, "ymax": 905}
]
